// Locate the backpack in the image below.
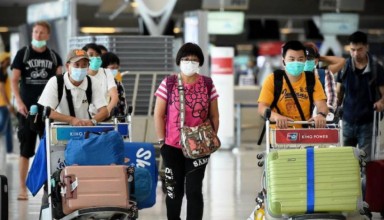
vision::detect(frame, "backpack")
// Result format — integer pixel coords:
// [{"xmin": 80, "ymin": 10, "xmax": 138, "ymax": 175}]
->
[
  {"xmin": 56, "ymin": 74, "xmax": 92, "ymax": 118},
  {"xmin": 166, "ymin": 74, "xmax": 213, "ymax": 105},
  {"xmin": 112, "ymin": 79, "xmax": 128, "ymax": 119},
  {"xmin": 338, "ymin": 57, "xmax": 380, "ymax": 105},
  {"xmin": 50, "ymin": 169, "xmax": 65, "ymax": 219},
  {"xmin": 270, "ymin": 70, "xmax": 315, "ymax": 115},
  {"xmin": 257, "ymin": 70, "xmax": 316, "ymax": 145},
  {"xmin": 317, "ymin": 68, "xmax": 326, "ymax": 90},
  {"xmin": 22, "ymin": 45, "xmax": 58, "ymax": 69}
]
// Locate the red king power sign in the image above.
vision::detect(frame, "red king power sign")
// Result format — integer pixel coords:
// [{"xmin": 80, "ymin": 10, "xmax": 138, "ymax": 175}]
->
[{"xmin": 275, "ymin": 129, "xmax": 339, "ymax": 144}]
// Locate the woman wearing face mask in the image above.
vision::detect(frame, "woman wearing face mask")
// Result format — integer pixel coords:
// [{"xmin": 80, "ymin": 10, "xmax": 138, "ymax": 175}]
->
[
  {"xmin": 154, "ymin": 43, "xmax": 219, "ymax": 220},
  {"xmin": 82, "ymin": 43, "xmax": 118, "ymax": 120},
  {"xmin": 258, "ymin": 40, "xmax": 328, "ymax": 129}
]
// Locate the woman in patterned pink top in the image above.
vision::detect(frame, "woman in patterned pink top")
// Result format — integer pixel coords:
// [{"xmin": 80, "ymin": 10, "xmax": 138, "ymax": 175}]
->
[{"xmin": 154, "ymin": 42, "xmax": 219, "ymax": 220}]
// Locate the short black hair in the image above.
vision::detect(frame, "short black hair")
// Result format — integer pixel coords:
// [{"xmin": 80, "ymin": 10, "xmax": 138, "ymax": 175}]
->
[
  {"xmin": 175, "ymin": 42, "xmax": 204, "ymax": 66},
  {"xmin": 101, "ymin": 52, "xmax": 120, "ymax": 68},
  {"xmin": 349, "ymin": 31, "xmax": 368, "ymax": 45},
  {"xmin": 82, "ymin": 43, "xmax": 102, "ymax": 55},
  {"xmin": 282, "ymin": 40, "xmax": 306, "ymax": 58},
  {"xmin": 98, "ymin": 44, "xmax": 108, "ymax": 52}
]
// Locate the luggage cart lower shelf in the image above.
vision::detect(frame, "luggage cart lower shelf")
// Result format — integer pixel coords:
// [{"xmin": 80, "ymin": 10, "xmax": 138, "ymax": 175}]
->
[{"xmin": 60, "ymin": 207, "xmax": 138, "ymax": 220}]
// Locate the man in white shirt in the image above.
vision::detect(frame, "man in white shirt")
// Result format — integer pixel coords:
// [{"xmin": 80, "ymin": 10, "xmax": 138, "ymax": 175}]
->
[{"xmin": 38, "ymin": 49, "xmax": 108, "ymax": 125}]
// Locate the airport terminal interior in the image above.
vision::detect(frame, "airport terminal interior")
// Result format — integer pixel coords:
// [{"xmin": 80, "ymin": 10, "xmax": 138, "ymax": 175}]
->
[{"xmin": 1, "ymin": 0, "xmax": 384, "ymax": 219}]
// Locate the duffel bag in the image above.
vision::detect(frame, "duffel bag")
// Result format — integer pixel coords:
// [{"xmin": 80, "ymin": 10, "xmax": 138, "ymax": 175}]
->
[{"xmin": 65, "ymin": 130, "xmax": 124, "ymax": 166}]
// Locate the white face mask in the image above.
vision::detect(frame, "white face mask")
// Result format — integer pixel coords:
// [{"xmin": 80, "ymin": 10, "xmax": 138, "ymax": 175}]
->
[{"xmin": 180, "ymin": 61, "xmax": 199, "ymax": 76}]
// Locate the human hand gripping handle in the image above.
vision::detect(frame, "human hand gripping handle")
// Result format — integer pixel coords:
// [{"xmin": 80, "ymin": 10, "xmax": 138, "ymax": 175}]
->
[
  {"xmin": 373, "ymin": 99, "xmax": 384, "ymax": 112},
  {"xmin": 308, "ymin": 113, "xmax": 327, "ymax": 128},
  {"xmin": 272, "ymin": 113, "xmax": 294, "ymax": 129}
]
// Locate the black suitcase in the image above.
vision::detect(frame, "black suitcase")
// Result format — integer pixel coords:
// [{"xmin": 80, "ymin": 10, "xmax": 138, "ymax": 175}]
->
[{"xmin": 0, "ymin": 175, "xmax": 8, "ymax": 220}]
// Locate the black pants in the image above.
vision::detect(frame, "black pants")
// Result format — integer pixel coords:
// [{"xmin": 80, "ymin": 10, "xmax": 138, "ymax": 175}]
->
[
  {"xmin": 160, "ymin": 144, "xmax": 209, "ymax": 220},
  {"xmin": 17, "ymin": 113, "xmax": 43, "ymax": 158}
]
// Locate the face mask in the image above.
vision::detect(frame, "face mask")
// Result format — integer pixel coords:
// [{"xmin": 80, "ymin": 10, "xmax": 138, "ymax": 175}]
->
[
  {"xmin": 70, "ymin": 67, "xmax": 88, "ymax": 82},
  {"xmin": 304, "ymin": 60, "xmax": 316, "ymax": 72},
  {"xmin": 285, "ymin": 61, "xmax": 305, "ymax": 76},
  {"xmin": 89, "ymin": 57, "xmax": 102, "ymax": 71},
  {"xmin": 180, "ymin": 61, "xmax": 199, "ymax": 76},
  {"xmin": 31, "ymin": 39, "xmax": 47, "ymax": 48},
  {"xmin": 107, "ymin": 69, "xmax": 118, "ymax": 77}
]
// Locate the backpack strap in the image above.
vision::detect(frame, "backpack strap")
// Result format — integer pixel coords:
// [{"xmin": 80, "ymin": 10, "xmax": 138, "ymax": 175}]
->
[
  {"xmin": 22, "ymin": 46, "xmax": 30, "ymax": 64},
  {"xmin": 258, "ymin": 70, "xmax": 284, "ymax": 145},
  {"xmin": 48, "ymin": 49, "xmax": 58, "ymax": 67},
  {"xmin": 317, "ymin": 68, "xmax": 326, "ymax": 90},
  {"xmin": 85, "ymin": 75, "xmax": 92, "ymax": 105},
  {"xmin": 271, "ymin": 69, "xmax": 284, "ymax": 113},
  {"xmin": 56, "ymin": 74, "xmax": 64, "ymax": 109},
  {"xmin": 56, "ymin": 74, "xmax": 93, "ymax": 118},
  {"xmin": 202, "ymin": 75, "xmax": 213, "ymax": 99},
  {"xmin": 304, "ymin": 71, "xmax": 315, "ymax": 115},
  {"xmin": 166, "ymin": 75, "xmax": 177, "ymax": 106},
  {"xmin": 64, "ymin": 84, "xmax": 76, "ymax": 118}
]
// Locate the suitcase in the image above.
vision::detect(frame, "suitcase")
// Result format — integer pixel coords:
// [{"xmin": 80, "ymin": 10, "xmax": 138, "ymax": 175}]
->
[
  {"xmin": 365, "ymin": 160, "xmax": 384, "ymax": 212},
  {"xmin": 365, "ymin": 111, "xmax": 384, "ymax": 215},
  {"xmin": 266, "ymin": 147, "xmax": 363, "ymax": 217},
  {"xmin": 61, "ymin": 165, "xmax": 134, "ymax": 215},
  {"xmin": 0, "ymin": 175, "xmax": 8, "ymax": 220}
]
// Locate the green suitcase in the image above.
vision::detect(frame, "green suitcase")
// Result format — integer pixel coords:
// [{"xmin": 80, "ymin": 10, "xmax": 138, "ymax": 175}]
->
[{"xmin": 266, "ymin": 147, "xmax": 362, "ymax": 217}]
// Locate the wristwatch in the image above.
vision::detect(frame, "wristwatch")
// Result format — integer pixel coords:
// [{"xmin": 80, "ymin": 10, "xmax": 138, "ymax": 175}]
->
[
  {"xmin": 158, "ymin": 139, "xmax": 165, "ymax": 145},
  {"xmin": 91, "ymin": 119, "xmax": 98, "ymax": 126},
  {"xmin": 317, "ymin": 112, "xmax": 327, "ymax": 118}
]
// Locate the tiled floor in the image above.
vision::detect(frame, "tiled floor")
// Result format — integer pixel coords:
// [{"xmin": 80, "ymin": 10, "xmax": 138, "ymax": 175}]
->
[{"xmin": 2, "ymin": 141, "xmax": 384, "ymax": 220}]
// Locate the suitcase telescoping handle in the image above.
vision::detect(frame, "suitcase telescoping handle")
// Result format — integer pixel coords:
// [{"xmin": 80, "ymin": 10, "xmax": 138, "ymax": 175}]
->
[{"xmin": 372, "ymin": 111, "xmax": 382, "ymax": 160}]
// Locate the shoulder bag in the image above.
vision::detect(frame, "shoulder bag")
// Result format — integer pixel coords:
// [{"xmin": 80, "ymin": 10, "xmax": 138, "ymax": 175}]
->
[{"xmin": 177, "ymin": 74, "xmax": 221, "ymax": 159}]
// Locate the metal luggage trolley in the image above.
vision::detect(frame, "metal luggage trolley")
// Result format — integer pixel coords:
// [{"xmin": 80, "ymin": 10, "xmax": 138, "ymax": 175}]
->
[
  {"xmin": 41, "ymin": 116, "xmax": 137, "ymax": 220},
  {"xmin": 255, "ymin": 109, "xmax": 368, "ymax": 220}
]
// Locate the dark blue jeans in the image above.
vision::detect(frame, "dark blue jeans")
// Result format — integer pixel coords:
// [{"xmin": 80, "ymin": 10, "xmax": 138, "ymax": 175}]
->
[
  {"xmin": 342, "ymin": 120, "xmax": 373, "ymax": 161},
  {"xmin": 0, "ymin": 106, "xmax": 13, "ymax": 153}
]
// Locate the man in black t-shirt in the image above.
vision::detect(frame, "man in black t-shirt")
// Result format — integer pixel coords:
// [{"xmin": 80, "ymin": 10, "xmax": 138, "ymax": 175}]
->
[{"xmin": 11, "ymin": 20, "xmax": 63, "ymax": 200}]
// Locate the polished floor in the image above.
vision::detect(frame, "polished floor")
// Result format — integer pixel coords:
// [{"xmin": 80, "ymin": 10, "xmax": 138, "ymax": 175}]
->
[{"xmin": 1, "ymin": 138, "xmax": 383, "ymax": 220}]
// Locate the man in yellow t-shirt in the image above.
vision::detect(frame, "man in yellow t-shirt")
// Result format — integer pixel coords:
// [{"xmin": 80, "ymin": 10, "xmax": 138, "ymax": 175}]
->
[{"xmin": 258, "ymin": 40, "xmax": 328, "ymax": 129}]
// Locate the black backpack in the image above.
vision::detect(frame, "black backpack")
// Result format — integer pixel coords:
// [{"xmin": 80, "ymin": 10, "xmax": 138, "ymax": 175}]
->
[
  {"xmin": 270, "ymin": 69, "xmax": 315, "ymax": 115},
  {"xmin": 22, "ymin": 45, "xmax": 58, "ymax": 69},
  {"xmin": 257, "ymin": 70, "xmax": 316, "ymax": 145},
  {"xmin": 56, "ymin": 74, "xmax": 92, "ymax": 118}
]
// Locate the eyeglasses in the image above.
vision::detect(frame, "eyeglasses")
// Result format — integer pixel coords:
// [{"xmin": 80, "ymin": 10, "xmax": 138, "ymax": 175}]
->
[{"xmin": 181, "ymin": 58, "xmax": 199, "ymax": 64}]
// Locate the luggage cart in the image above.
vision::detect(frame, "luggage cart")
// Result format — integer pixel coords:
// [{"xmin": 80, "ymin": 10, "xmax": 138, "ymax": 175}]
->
[
  {"xmin": 40, "ymin": 117, "xmax": 137, "ymax": 220},
  {"xmin": 255, "ymin": 109, "xmax": 368, "ymax": 220}
]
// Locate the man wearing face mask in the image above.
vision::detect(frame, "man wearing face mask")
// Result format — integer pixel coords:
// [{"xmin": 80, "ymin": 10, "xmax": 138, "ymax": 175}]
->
[
  {"xmin": 258, "ymin": 40, "xmax": 328, "ymax": 129},
  {"xmin": 303, "ymin": 42, "xmax": 345, "ymax": 112},
  {"xmin": 82, "ymin": 43, "xmax": 118, "ymax": 120},
  {"xmin": 38, "ymin": 49, "xmax": 108, "ymax": 124},
  {"xmin": 10, "ymin": 20, "xmax": 63, "ymax": 200}
]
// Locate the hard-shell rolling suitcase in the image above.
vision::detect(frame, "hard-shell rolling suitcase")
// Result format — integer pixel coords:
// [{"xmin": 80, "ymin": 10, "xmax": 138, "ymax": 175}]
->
[
  {"xmin": 0, "ymin": 175, "xmax": 8, "ymax": 220},
  {"xmin": 61, "ymin": 165, "xmax": 133, "ymax": 215},
  {"xmin": 266, "ymin": 147, "xmax": 363, "ymax": 217},
  {"xmin": 365, "ymin": 160, "xmax": 384, "ymax": 213},
  {"xmin": 365, "ymin": 111, "xmax": 384, "ymax": 216}
]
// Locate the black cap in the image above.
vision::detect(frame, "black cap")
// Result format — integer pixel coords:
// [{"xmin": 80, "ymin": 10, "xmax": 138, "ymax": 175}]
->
[{"xmin": 305, "ymin": 47, "xmax": 319, "ymax": 60}]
